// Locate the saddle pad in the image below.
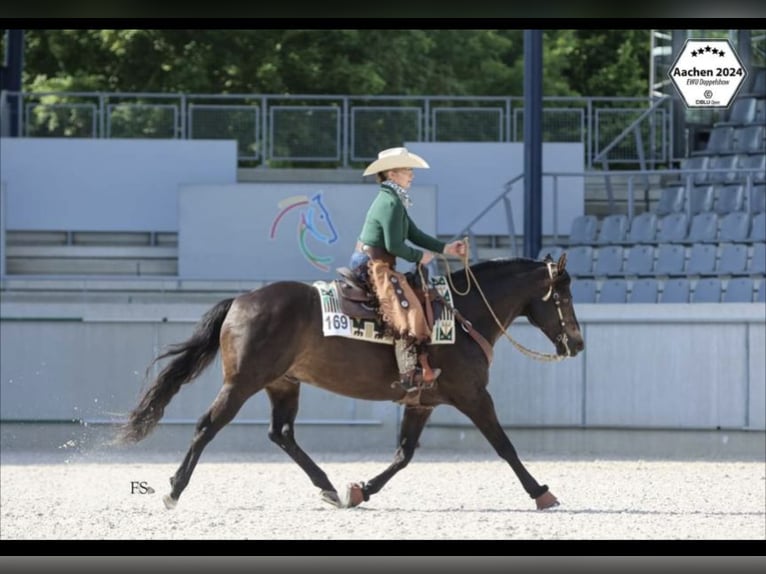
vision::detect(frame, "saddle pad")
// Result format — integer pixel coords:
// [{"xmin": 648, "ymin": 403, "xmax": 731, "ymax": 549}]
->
[{"xmin": 314, "ymin": 275, "xmax": 455, "ymax": 345}]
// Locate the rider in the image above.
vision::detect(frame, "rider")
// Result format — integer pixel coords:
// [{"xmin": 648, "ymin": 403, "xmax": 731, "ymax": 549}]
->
[{"xmin": 349, "ymin": 146, "xmax": 466, "ymax": 393}]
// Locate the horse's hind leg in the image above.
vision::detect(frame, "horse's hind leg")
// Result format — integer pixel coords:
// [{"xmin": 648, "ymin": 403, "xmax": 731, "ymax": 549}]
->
[
  {"xmin": 164, "ymin": 383, "xmax": 251, "ymax": 509},
  {"xmin": 264, "ymin": 378, "xmax": 340, "ymax": 506},
  {"xmin": 456, "ymin": 388, "xmax": 558, "ymax": 510},
  {"xmin": 352, "ymin": 405, "xmax": 433, "ymax": 506}
]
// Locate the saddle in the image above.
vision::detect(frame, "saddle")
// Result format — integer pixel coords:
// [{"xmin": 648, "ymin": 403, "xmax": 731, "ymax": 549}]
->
[{"xmin": 334, "ymin": 266, "xmax": 444, "ymax": 330}]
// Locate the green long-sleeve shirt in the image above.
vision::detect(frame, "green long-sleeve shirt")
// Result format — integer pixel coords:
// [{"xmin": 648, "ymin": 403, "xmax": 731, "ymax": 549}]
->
[{"xmin": 357, "ymin": 184, "xmax": 445, "ymax": 263}]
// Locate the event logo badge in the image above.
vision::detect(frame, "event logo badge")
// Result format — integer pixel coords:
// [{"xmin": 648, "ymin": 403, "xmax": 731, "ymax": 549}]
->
[
  {"xmin": 668, "ymin": 38, "xmax": 748, "ymax": 109},
  {"xmin": 269, "ymin": 192, "xmax": 339, "ymax": 272}
]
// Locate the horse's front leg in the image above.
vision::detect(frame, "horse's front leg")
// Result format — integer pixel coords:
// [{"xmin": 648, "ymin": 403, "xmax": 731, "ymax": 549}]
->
[
  {"xmin": 347, "ymin": 405, "xmax": 433, "ymax": 507},
  {"xmin": 456, "ymin": 387, "xmax": 559, "ymax": 510},
  {"xmin": 264, "ymin": 379, "xmax": 340, "ymax": 507}
]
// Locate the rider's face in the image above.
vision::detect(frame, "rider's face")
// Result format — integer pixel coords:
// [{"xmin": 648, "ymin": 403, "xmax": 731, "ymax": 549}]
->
[{"xmin": 387, "ymin": 168, "xmax": 414, "ymax": 189}]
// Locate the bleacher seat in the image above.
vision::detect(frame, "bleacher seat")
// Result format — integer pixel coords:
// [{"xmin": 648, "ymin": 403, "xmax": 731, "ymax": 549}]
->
[
  {"xmin": 758, "ymin": 279, "xmax": 766, "ymax": 303},
  {"xmin": 733, "ymin": 125, "xmax": 765, "ymax": 155},
  {"xmin": 598, "ymin": 279, "xmax": 628, "ymax": 303},
  {"xmin": 717, "ymin": 97, "xmax": 758, "ymax": 126},
  {"xmin": 723, "ymin": 278, "xmax": 755, "ymax": 303},
  {"xmin": 655, "ymin": 186, "xmax": 686, "ymax": 216},
  {"xmin": 713, "ymin": 183, "xmax": 745, "ymax": 215},
  {"xmin": 593, "ymin": 245, "xmax": 624, "ymax": 277},
  {"xmin": 718, "ymin": 211, "xmax": 751, "ymax": 243},
  {"xmin": 566, "ymin": 214, "xmax": 598, "ymax": 245},
  {"xmin": 708, "ymin": 155, "xmax": 739, "ymax": 184},
  {"xmin": 656, "ymin": 212, "xmax": 689, "ymax": 243},
  {"xmin": 692, "ymin": 278, "xmax": 723, "ymax": 303},
  {"xmin": 571, "ymin": 279, "xmax": 597, "ymax": 303},
  {"xmin": 694, "ymin": 126, "xmax": 736, "ymax": 156},
  {"xmin": 629, "ymin": 278, "xmax": 660, "ymax": 303},
  {"xmin": 750, "ymin": 213, "xmax": 766, "ymax": 243},
  {"xmin": 661, "ymin": 278, "xmax": 691, "ymax": 303},
  {"xmin": 624, "ymin": 245, "xmax": 655, "ymax": 276},
  {"xmin": 717, "ymin": 243, "xmax": 749, "ymax": 276},
  {"xmin": 689, "ymin": 185, "xmax": 715, "ymax": 215},
  {"xmin": 750, "ymin": 184, "xmax": 765, "ymax": 214},
  {"xmin": 626, "ymin": 212, "xmax": 658, "ymax": 244},
  {"xmin": 566, "ymin": 245, "xmax": 594, "ymax": 277},
  {"xmin": 654, "ymin": 243, "xmax": 686, "ymax": 276},
  {"xmin": 740, "ymin": 155, "xmax": 765, "ymax": 186},
  {"xmin": 596, "ymin": 214, "xmax": 628, "ymax": 244},
  {"xmin": 677, "ymin": 156, "xmax": 709, "ymax": 187},
  {"xmin": 687, "ymin": 212, "xmax": 719, "ymax": 243},
  {"xmin": 750, "ymin": 243, "xmax": 766, "ymax": 275},
  {"xmin": 685, "ymin": 243, "xmax": 717, "ymax": 276},
  {"xmin": 742, "ymin": 68, "xmax": 766, "ymax": 97}
]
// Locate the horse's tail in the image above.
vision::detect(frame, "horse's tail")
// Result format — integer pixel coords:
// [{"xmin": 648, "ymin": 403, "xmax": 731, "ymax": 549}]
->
[{"xmin": 116, "ymin": 297, "xmax": 235, "ymax": 444}]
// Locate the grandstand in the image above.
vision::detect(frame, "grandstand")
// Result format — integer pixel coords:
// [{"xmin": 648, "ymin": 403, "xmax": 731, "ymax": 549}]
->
[{"xmin": 551, "ymin": 66, "xmax": 766, "ymax": 303}]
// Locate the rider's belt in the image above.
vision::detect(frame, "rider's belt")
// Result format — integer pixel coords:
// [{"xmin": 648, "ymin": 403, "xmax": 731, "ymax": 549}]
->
[{"xmin": 356, "ymin": 241, "xmax": 396, "ymax": 267}]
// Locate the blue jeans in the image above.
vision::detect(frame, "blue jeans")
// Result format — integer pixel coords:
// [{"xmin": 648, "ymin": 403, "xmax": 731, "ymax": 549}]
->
[{"xmin": 348, "ymin": 251, "xmax": 371, "ymax": 285}]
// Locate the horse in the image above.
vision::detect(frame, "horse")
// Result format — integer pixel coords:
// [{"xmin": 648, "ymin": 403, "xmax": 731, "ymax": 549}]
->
[{"xmin": 116, "ymin": 252, "xmax": 584, "ymax": 511}]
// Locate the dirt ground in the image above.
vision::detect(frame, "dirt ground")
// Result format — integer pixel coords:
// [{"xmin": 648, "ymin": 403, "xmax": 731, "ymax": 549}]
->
[{"xmin": 1, "ymin": 448, "xmax": 764, "ymax": 540}]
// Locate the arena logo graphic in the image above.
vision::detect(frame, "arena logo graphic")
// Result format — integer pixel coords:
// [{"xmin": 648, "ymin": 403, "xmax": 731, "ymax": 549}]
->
[
  {"xmin": 269, "ymin": 192, "xmax": 339, "ymax": 272},
  {"xmin": 668, "ymin": 38, "xmax": 748, "ymax": 109}
]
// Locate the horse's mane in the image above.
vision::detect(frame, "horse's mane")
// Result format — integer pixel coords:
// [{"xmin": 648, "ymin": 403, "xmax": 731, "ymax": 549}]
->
[{"xmin": 465, "ymin": 257, "xmax": 541, "ymax": 276}]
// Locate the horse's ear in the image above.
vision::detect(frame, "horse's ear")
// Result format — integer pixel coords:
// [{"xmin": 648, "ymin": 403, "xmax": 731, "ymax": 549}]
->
[
  {"xmin": 543, "ymin": 253, "xmax": 553, "ymax": 263},
  {"xmin": 557, "ymin": 252, "xmax": 567, "ymax": 273}
]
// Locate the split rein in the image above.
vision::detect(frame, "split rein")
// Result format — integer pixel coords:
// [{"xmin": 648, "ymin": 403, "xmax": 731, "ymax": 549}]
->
[{"xmin": 429, "ymin": 240, "xmax": 568, "ymax": 363}]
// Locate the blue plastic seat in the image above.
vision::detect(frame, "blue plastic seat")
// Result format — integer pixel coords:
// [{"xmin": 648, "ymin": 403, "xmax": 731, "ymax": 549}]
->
[
  {"xmin": 598, "ymin": 279, "xmax": 628, "ymax": 303},
  {"xmin": 685, "ymin": 243, "xmax": 717, "ymax": 276},
  {"xmin": 750, "ymin": 213, "xmax": 766, "ymax": 242},
  {"xmin": 565, "ymin": 245, "xmax": 594, "ymax": 277},
  {"xmin": 749, "ymin": 184, "xmax": 765, "ymax": 214},
  {"xmin": 571, "ymin": 279, "xmax": 597, "ymax": 303},
  {"xmin": 717, "ymin": 243, "xmax": 749, "ymax": 276},
  {"xmin": 596, "ymin": 214, "xmax": 628, "ymax": 244},
  {"xmin": 723, "ymin": 278, "xmax": 755, "ymax": 303},
  {"xmin": 750, "ymin": 243, "xmax": 766, "ymax": 275},
  {"xmin": 626, "ymin": 212, "xmax": 658, "ymax": 244},
  {"xmin": 593, "ymin": 245, "xmax": 624, "ymax": 277},
  {"xmin": 656, "ymin": 212, "xmax": 689, "ymax": 244},
  {"xmin": 686, "ymin": 212, "xmax": 719, "ymax": 243},
  {"xmin": 692, "ymin": 278, "xmax": 723, "ymax": 303},
  {"xmin": 733, "ymin": 125, "xmax": 765, "ymax": 155},
  {"xmin": 654, "ymin": 186, "xmax": 686, "ymax": 216},
  {"xmin": 713, "ymin": 184, "xmax": 745, "ymax": 215},
  {"xmin": 661, "ymin": 278, "xmax": 691, "ymax": 303},
  {"xmin": 566, "ymin": 215, "xmax": 598, "ymax": 246},
  {"xmin": 629, "ymin": 278, "xmax": 660, "ymax": 303},
  {"xmin": 689, "ymin": 185, "xmax": 715, "ymax": 215},
  {"xmin": 718, "ymin": 211, "xmax": 751, "ymax": 243},
  {"xmin": 624, "ymin": 245, "xmax": 655, "ymax": 276},
  {"xmin": 654, "ymin": 243, "xmax": 686, "ymax": 276}
]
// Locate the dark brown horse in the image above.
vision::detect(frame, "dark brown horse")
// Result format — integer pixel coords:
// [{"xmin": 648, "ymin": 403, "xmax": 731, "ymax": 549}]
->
[{"xmin": 117, "ymin": 253, "xmax": 583, "ymax": 510}]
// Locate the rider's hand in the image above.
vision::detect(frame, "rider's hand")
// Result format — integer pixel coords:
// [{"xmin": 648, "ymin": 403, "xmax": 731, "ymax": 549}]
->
[
  {"xmin": 420, "ymin": 251, "xmax": 434, "ymax": 265},
  {"xmin": 444, "ymin": 240, "xmax": 466, "ymax": 257}
]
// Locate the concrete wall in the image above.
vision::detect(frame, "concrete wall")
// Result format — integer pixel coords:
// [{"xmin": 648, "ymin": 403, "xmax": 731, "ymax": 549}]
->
[
  {"xmin": 2, "ymin": 302, "xmax": 763, "ymax": 443},
  {"xmin": 0, "ymin": 138, "xmax": 237, "ymax": 232},
  {"xmin": 178, "ymin": 183, "xmax": 437, "ymax": 281}
]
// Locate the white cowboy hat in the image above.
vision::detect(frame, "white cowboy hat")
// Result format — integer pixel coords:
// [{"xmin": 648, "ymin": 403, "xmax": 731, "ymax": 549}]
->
[{"xmin": 362, "ymin": 147, "xmax": 430, "ymax": 176}]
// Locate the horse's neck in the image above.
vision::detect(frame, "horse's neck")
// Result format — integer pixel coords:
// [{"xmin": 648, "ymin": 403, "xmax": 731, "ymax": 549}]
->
[{"xmin": 455, "ymin": 263, "xmax": 544, "ymax": 342}]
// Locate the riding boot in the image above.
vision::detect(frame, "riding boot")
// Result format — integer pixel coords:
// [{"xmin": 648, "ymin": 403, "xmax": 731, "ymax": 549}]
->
[{"xmin": 393, "ymin": 338, "xmax": 440, "ymax": 393}]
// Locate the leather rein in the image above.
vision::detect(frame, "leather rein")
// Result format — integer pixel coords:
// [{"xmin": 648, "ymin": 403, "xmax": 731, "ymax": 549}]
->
[{"xmin": 436, "ymin": 246, "xmax": 570, "ymax": 365}]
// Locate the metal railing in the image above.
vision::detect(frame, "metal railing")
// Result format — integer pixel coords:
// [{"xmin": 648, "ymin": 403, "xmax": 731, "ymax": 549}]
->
[{"xmin": 0, "ymin": 91, "xmax": 674, "ymax": 169}]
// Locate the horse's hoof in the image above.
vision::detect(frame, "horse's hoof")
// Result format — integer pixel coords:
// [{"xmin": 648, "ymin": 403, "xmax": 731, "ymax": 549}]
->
[
  {"xmin": 163, "ymin": 494, "xmax": 178, "ymax": 510},
  {"xmin": 320, "ymin": 490, "xmax": 343, "ymax": 508},
  {"xmin": 535, "ymin": 491, "xmax": 560, "ymax": 510},
  {"xmin": 345, "ymin": 482, "xmax": 365, "ymax": 508}
]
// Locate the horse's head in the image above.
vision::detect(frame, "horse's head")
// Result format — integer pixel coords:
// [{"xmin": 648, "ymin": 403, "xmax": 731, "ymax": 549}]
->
[
  {"xmin": 524, "ymin": 252, "xmax": 585, "ymax": 358},
  {"xmin": 304, "ymin": 192, "xmax": 339, "ymax": 245}
]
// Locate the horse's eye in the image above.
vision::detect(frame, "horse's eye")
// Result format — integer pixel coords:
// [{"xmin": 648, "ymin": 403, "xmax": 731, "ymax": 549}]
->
[{"xmin": 553, "ymin": 292, "xmax": 560, "ymax": 301}]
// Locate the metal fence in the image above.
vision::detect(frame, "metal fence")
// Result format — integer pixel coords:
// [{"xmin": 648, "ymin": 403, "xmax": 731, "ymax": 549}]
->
[{"xmin": 0, "ymin": 91, "xmax": 675, "ymax": 169}]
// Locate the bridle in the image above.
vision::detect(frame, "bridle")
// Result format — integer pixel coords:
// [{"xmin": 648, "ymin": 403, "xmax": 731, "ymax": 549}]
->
[{"xmin": 440, "ymin": 252, "xmax": 571, "ymax": 363}]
